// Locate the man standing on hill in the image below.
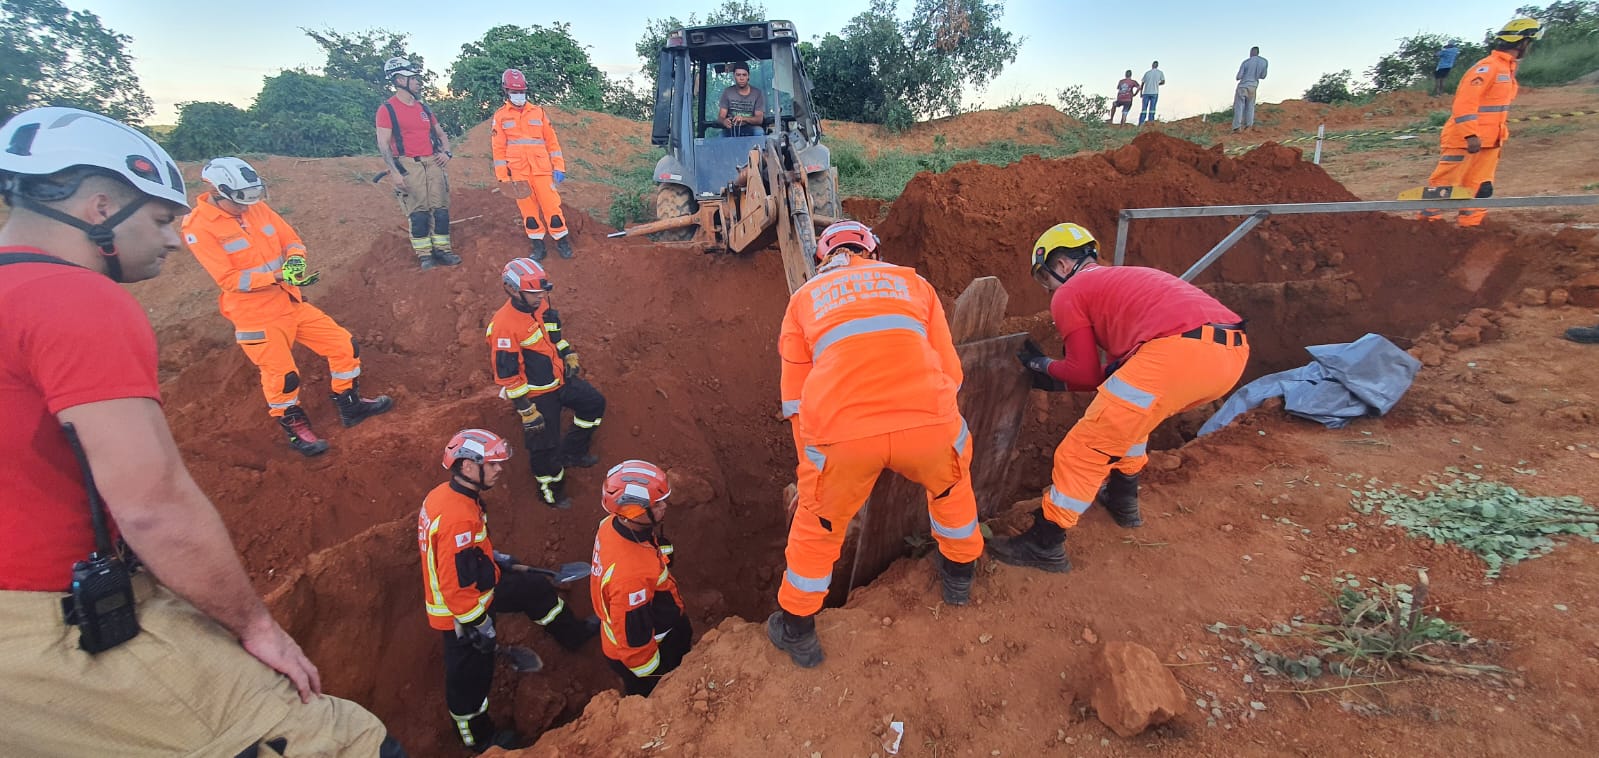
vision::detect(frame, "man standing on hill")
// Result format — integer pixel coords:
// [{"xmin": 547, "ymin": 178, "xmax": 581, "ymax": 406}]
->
[
  {"xmin": 1433, "ymin": 40, "xmax": 1462, "ymax": 96},
  {"xmin": 1139, "ymin": 62, "xmax": 1165, "ymax": 125},
  {"xmin": 185, "ymin": 157, "xmax": 394, "ymax": 457},
  {"xmin": 992, "ymin": 223, "xmax": 1249, "ymax": 573},
  {"xmin": 1421, "ymin": 18, "xmax": 1542, "ymax": 227},
  {"xmin": 1111, "ymin": 70, "xmax": 1140, "ymax": 125},
  {"xmin": 375, "ymin": 56, "xmax": 459, "ymax": 271},
  {"xmin": 717, "ymin": 63, "xmax": 767, "ymax": 137},
  {"xmin": 769, "ymin": 221, "xmax": 985, "ymax": 669},
  {"xmin": 492, "ymin": 68, "xmax": 575, "ymax": 261},
  {"xmin": 1233, "ymin": 47, "xmax": 1269, "ymax": 131},
  {"xmin": 0, "ymin": 106, "xmax": 405, "ymax": 757}
]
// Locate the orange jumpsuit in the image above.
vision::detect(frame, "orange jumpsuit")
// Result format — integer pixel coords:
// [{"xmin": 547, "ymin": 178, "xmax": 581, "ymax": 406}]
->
[
  {"xmin": 182, "ymin": 195, "xmax": 359, "ymax": 417},
  {"xmin": 1424, "ymin": 49, "xmax": 1519, "ymax": 226},
  {"xmin": 491, "ymin": 101, "xmax": 569, "ymax": 241},
  {"xmin": 418, "ymin": 482, "xmax": 504, "ymax": 631},
  {"xmin": 590, "ymin": 514, "xmax": 690, "ymax": 695},
  {"xmin": 776, "ymin": 255, "xmax": 984, "ymax": 616}
]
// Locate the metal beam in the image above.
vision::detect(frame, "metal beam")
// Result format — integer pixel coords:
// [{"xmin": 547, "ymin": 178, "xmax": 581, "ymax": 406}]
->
[
  {"xmin": 1120, "ymin": 194, "xmax": 1599, "ymax": 221},
  {"xmin": 1180, "ymin": 210, "xmax": 1269, "ymax": 282}
]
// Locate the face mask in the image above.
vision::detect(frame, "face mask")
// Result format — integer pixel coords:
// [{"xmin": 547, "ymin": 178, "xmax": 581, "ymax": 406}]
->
[{"xmin": 509, "ymin": 93, "xmax": 527, "ymax": 106}]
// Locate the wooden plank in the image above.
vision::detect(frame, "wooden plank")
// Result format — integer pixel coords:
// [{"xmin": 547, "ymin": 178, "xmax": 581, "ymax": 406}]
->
[
  {"xmin": 948, "ymin": 276, "xmax": 1009, "ymax": 344},
  {"xmin": 826, "ymin": 330, "xmax": 1032, "ymax": 606}
]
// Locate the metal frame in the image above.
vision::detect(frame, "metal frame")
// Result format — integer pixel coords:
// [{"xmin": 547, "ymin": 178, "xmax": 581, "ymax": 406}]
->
[{"xmin": 1111, "ymin": 195, "xmax": 1599, "ymax": 280}]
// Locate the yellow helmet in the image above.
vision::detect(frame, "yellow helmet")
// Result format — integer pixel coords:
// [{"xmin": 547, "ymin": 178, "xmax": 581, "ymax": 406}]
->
[
  {"xmin": 1030, "ymin": 222, "xmax": 1098, "ymax": 275},
  {"xmin": 1495, "ymin": 17, "xmax": 1544, "ymax": 44}
]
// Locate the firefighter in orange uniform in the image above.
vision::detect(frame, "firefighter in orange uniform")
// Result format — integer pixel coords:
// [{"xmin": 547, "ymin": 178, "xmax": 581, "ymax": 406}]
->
[
  {"xmin": 991, "ymin": 223, "xmax": 1250, "ymax": 572},
  {"xmin": 486, "ymin": 258, "xmax": 605, "ymax": 509},
  {"xmin": 770, "ymin": 221, "xmax": 986, "ymax": 669},
  {"xmin": 183, "ymin": 157, "xmax": 392, "ymax": 456},
  {"xmin": 419, "ymin": 429, "xmax": 597, "ymax": 753},
  {"xmin": 1422, "ymin": 18, "xmax": 1542, "ymax": 227},
  {"xmin": 492, "ymin": 69, "xmax": 574, "ymax": 261},
  {"xmin": 590, "ymin": 459, "xmax": 693, "ymax": 696}
]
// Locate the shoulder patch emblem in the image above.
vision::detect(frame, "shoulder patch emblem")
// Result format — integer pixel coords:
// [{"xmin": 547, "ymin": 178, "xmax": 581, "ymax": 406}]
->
[
  {"xmin": 627, "ymin": 589, "xmax": 647, "ymax": 607},
  {"xmin": 455, "ymin": 531, "xmax": 473, "ymax": 547},
  {"xmin": 1470, "ymin": 77, "xmax": 1485, "ymax": 86},
  {"xmin": 497, "ymin": 338, "xmax": 513, "ymax": 349},
  {"xmin": 184, "ymin": 233, "xmax": 197, "ymax": 245},
  {"xmin": 1475, "ymin": 65, "xmax": 1490, "ymax": 73}
]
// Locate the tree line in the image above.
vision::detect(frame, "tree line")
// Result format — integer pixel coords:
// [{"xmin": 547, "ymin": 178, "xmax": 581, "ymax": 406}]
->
[{"xmin": 1, "ymin": 0, "xmax": 1023, "ymax": 160}]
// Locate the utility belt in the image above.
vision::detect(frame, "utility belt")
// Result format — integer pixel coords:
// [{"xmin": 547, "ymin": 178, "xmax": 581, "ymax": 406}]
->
[
  {"xmin": 392, "ymin": 155, "xmax": 435, "ymax": 175},
  {"xmin": 1178, "ymin": 322, "xmax": 1247, "ymax": 347}
]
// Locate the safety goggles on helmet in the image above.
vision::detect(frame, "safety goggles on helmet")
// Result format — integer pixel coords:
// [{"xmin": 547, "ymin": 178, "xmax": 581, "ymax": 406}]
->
[
  {"xmin": 816, "ymin": 220, "xmax": 880, "ymax": 262},
  {"xmin": 601, "ymin": 460, "xmax": 671, "ymax": 520},
  {"xmin": 501, "ymin": 257, "xmax": 551, "ymax": 293},
  {"xmin": 383, "ymin": 56, "xmax": 420, "ymax": 81},
  {"xmin": 1495, "ymin": 17, "xmax": 1544, "ymax": 43},
  {"xmin": 201, "ymin": 157, "xmax": 265, "ymax": 205},
  {"xmin": 442, "ymin": 429, "xmax": 511, "ymax": 469},
  {"xmin": 1030, "ymin": 222, "xmax": 1098, "ymax": 275}
]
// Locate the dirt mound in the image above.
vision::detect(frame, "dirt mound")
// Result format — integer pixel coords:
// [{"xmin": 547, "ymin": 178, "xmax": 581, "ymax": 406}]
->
[
  {"xmin": 877, "ymin": 131, "xmax": 1527, "ymax": 376},
  {"xmin": 825, "ymin": 104, "xmax": 1078, "ymax": 155}
]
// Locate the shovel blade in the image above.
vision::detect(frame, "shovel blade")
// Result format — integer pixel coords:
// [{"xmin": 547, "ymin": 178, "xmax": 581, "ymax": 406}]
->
[
  {"xmin": 500, "ymin": 645, "xmax": 544, "ymax": 673},
  {"xmin": 555, "ymin": 561, "xmax": 591, "ymax": 584}
]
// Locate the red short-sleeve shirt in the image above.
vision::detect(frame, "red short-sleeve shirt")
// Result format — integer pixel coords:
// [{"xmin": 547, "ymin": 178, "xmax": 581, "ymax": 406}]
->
[
  {"xmin": 376, "ymin": 96, "xmax": 436, "ymax": 158},
  {"xmin": 0, "ymin": 248, "xmax": 162, "ymax": 591}
]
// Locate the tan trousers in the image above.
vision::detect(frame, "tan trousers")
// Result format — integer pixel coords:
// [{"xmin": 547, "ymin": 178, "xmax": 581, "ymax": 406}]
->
[{"xmin": 0, "ymin": 574, "xmax": 388, "ymax": 757}]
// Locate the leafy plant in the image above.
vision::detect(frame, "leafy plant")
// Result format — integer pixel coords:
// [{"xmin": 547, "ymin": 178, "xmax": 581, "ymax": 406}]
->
[
  {"xmin": 0, "ymin": 0, "xmax": 152, "ymax": 123},
  {"xmin": 1304, "ymin": 70, "xmax": 1360, "ymax": 104},
  {"xmin": 1351, "ymin": 470, "xmax": 1599, "ymax": 577}
]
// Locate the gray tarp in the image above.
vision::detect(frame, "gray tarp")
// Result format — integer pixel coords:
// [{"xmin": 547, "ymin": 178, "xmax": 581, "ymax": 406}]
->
[{"xmin": 1198, "ymin": 333, "xmax": 1422, "ymax": 436}]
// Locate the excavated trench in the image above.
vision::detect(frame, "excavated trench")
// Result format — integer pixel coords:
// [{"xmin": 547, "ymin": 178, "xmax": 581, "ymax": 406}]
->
[{"xmin": 159, "ymin": 134, "xmax": 1531, "ymax": 753}]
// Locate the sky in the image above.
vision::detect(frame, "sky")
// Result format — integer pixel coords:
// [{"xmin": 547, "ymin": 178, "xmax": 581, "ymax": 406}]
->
[{"xmin": 82, "ymin": 0, "xmax": 1530, "ymax": 125}]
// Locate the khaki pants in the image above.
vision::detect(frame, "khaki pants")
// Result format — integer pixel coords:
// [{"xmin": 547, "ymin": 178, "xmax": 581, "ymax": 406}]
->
[
  {"xmin": 0, "ymin": 574, "xmax": 389, "ymax": 757},
  {"xmin": 395, "ymin": 157, "xmax": 450, "ymax": 215}
]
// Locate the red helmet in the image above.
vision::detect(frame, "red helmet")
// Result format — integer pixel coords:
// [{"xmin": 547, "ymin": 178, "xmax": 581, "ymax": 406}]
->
[
  {"xmin": 442, "ymin": 429, "xmax": 511, "ymax": 469},
  {"xmin": 601, "ymin": 460, "xmax": 671, "ymax": 520},
  {"xmin": 502, "ymin": 68, "xmax": 528, "ymax": 91},
  {"xmin": 816, "ymin": 220, "xmax": 879, "ymax": 262},
  {"xmin": 501, "ymin": 257, "xmax": 550, "ymax": 293}
]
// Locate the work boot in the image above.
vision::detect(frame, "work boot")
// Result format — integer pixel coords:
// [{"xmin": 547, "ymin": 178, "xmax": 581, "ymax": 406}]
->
[
  {"xmin": 939, "ymin": 555, "xmax": 976, "ymax": 606},
  {"xmin": 545, "ymin": 609, "xmax": 599, "ymax": 651},
  {"xmin": 1566, "ymin": 323, "xmax": 1599, "ymax": 344},
  {"xmin": 766, "ymin": 610, "xmax": 824, "ymax": 668},
  {"xmin": 529, "ymin": 238, "xmax": 547, "ymax": 262},
  {"xmin": 987, "ymin": 508, "xmax": 1071, "ymax": 573},
  {"xmin": 1100, "ymin": 471, "xmax": 1143, "ymax": 528},
  {"xmin": 331, "ymin": 383, "xmax": 394, "ymax": 428},
  {"xmin": 279, "ymin": 406, "xmax": 329, "ymax": 457},
  {"xmin": 471, "ymin": 729, "xmax": 523, "ymax": 754},
  {"xmin": 431, "ymin": 249, "xmax": 462, "ymax": 266},
  {"xmin": 416, "ymin": 253, "xmax": 436, "ymax": 271},
  {"xmin": 561, "ymin": 452, "xmax": 600, "ymax": 468},
  {"xmin": 556, "ymin": 237, "xmax": 575, "ymax": 259}
]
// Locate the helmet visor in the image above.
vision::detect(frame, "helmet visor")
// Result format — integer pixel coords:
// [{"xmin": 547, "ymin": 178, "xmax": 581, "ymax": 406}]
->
[{"xmin": 224, "ymin": 183, "xmax": 264, "ymax": 205}]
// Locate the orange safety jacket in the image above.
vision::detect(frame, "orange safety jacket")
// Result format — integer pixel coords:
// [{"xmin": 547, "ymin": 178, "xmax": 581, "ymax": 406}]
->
[
  {"xmin": 1441, "ymin": 50, "xmax": 1519, "ymax": 149},
  {"xmin": 486, "ymin": 297, "xmax": 574, "ymax": 400},
  {"xmin": 182, "ymin": 195, "xmax": 308, "ymax": 323},
  {"xmin": 417, "ymin": 481, "xmax": 500, "ymax": 632},
  {"xmin": 778, "ymin": 255, "xmax": 963, "ymax": 445},
  {"xmin": 589, "ymin": 515, "xmax": 683, "ymax": 677},
  {"xmin": 491, "ymin": 102, "xmax": 567, "ymax": 180}
]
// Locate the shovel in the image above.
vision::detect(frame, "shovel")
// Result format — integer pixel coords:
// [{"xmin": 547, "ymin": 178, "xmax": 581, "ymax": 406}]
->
[
  {"xmin": 498, "ymin": 644, "xmax": 544, "ymax": 673},
  {"xmin": 519, "ymin": 561, "xmax": 591, "ymax": 584}
]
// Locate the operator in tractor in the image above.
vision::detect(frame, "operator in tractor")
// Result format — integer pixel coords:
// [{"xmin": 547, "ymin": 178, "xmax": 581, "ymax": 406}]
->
[
  {"xmin": 1421, "ymin": 18, "xmax": 1542, "ymax": 227},
  {"xmin": 770, "ymin": 220, "xmax": 985, "ymax": 669},
  {"xmin": 717, "ymin": 63, "xmax": 766, "ymax": 137},
  {"xmin": 994, "ymin": 223, "xmax": 1250, "ymax": 573},
  {"xmin": 491, "ymin": 68, "xmax": 575, "ymax": 261},
  {"xmin": 420, "ymin": 429, "xmax": 599, "ymax": 753},
  {"xmin": 184, "ymin": 157, "xmax": 393, "ymax": 457},
  {"xmin": 375, "ymin": 56, "xmax": 459, "ymax": 270},
  {"xmin": 485, "ymin": 258, "xmax": 605, "ymax": 509},
  {"xmin": 590, "ymin": 459, "xmax": 693, "ymax": 697}
]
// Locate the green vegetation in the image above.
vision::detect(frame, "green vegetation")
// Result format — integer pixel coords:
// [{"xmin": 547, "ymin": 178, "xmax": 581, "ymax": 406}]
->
[
  {"xmin": 830, "ymin": 126, "xmax": 1122, "ymax": 200},
  {"xmin": 1351, "ymin": 469, "xmax": 1598, "ymax": 578},
  {"xmin": 600, "ymin": 151, "xmax": 662, "ymax": 230},
  {"xmin": 1, "ymin": 0, "xmax": 151, "ymax": 123}
]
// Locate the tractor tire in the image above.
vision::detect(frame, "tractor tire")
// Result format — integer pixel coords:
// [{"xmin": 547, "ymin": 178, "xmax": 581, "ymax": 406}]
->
[
  {"xmin": 807, "ymin": 169, "xmax": 840, "ymax": 218},
  {"xmin": 651, "ymin": 184, "xmax": 697, "ymax": 242}
]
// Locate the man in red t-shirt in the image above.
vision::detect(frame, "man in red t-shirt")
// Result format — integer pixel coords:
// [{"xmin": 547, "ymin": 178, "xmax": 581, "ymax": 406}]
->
[
  {"xmin": 0, "ymin": 107, "xmax": 403, "ymax": 756},
  {"xmin": 375, "ymin": 56, "xmax": 458, "ymax": 271},
  {"xmin": 1111, "ymin": 70, "xmax": 1140, "ymax": 125},
  {"xmin": 990, "ymin": 222, "xmax": 1250, "ymax": 573}
]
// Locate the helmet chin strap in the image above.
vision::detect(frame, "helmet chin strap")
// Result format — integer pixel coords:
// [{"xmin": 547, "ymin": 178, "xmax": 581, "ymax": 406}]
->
[
  {"xmin": 1048, "ymin": 254, "xmax": 1095, "ymax": 286},
  {"xmin": 453, "ymin": 461, "xmax": 493, "ymax": 492},
  {"xmin": 11, "ymin": 192, "xmax": 149, "ymax": 283}
]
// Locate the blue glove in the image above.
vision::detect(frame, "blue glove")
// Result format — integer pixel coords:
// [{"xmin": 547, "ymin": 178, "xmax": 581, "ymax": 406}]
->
[{"xmin": 553, "ymin": 170, "xmax": 566, "ymax": 184}]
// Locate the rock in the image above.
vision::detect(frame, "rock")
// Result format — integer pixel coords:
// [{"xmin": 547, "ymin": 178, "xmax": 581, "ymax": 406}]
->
[
  {"xmin": 1091, "ymin": 641, "xmax": 1187, "ymax": 737},
  {"xmin": 1446, "ymin": 325, "xmax": 1481, "ymax": 347},
  {"xmin": 1146, "ymin": 450, "xmax": 1183, "ymax": 473},
  {"xmin": 666, "ymin": 467, "xmax": 717, "ymax": 505},
  {"xmin": 1493, "ymin": 389, "xmax": 1520, "ymax": 404},
  {"xmin": 1442, "ymin": 392, "xmax": 1471, "ymax": 410},
  {"xmin": 630, "ymin": 425, "xmax": 643, "ymax": 437},
  {"xmin": 1411, "ymin": 343, "xmax": 1445, "ymax": 367},
  {"xmin": 1548, "ymin": 289, "xmax": 1570, "ymax": 307},
  {"xmin": 1569, "ymin": 273, "xmax": 1599, "ymax": 308},
  {"xmin": 1220, "ymin": 524, "xmax": 1234, "ymax": 532},
  {"xmin": 1518, "ymin": 288, "xmax": 1548, "ymax": 307},
  {"xmin": 1082, "ymin": 627, "xmax": 1100, "ymax": 644},
  {"xmin": 1431, "ymin": 403, "xmax": 1467, "ymax": 423}
]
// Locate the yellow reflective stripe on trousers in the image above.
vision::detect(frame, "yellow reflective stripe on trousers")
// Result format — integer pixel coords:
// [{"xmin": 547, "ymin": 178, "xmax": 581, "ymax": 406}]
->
[
  {"xmin": 629, "ymin": 650, "xmax": 661, "ymax": 677},
  {"xmin": 784, "ymin": 567, "xmax": 831, "ymax": 593},
  {"xmin": 451, "ymin": 697, "xmax": 489, "ymax": 746},
  {"xmin": 536, "ymin": 596, "xmax": 566, "ymax": 625},
  {"xmin": 573, "ymin": 416, "xmax": 602, "ymax": 429},
  {"xmin": 329, "ymin": 367, "xmax": 361, "ymax": 380}
]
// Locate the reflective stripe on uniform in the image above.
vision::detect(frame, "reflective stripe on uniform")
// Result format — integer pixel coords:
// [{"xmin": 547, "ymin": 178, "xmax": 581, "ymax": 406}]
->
[
  {"xmin": 629, "ymin": 651, "xmax": 661, "ymax": 677},
  {"xmin": 549, "ymin": 151, "xmax": 563, "ymax": 158},
  {"xmin": 804, "ymin": 445, "xmax": 826, "ymax": 472},
  {"xmin": 235, "ymin": 330, "xmax": 267, "ymax": 341},
  {"xmin": 780, "ymin": 399, "xmax": 801, "ymax": 418},
  {"xmin": 555, "ymin": 339, "xmax": 571, "ymax": 351},
  {"xmin": 330, "ymin": 367, "xmax": 361, "ymax": 380},
  {"xmin": 1479, "ymin": 104, "xmax": 1510, "ymax": 112},
  {"xmin": 1125, "ymin": 441, "xmax": 1148, "ymax": 457},
  {"xmin": 954, "ymin": 418, "xmax": 971, "ymax": 456},
  {"xmin": 527, "ymin": 120, "xmax": 544, "ymax": 126},
  {"xmin": 1048, "ymin": 486, "xmax": 1093, "ymax": 514},
  {"xmin": 1101, "ymin": 375, "xmax": 1156, "ymax": 409},
  {"xmin": 1454, "ymin": 114, "xmax": 1478, "ymax": 123},
  {"xmin": 508, "ymin": 138, "xmax": 546, "ymax": 145},
  {"xmin": 451, "ymin": 698, "xmax": 489, "ymax": 746},
  {"xmin": 535, "ymin": 596, "xmax": 566, "ymax": 625},
  {"xmin": 521, "ymin": 330, "xmax": 544, "ymax": 346},
  {"xmin": 528, "ymin": 376, "xmax": 560, "ymax": 392},
  {"xmin": 931, "ymin": 515, "xmax": 978, "ymax": 540},
  {"xmin": 505, "ymin": 383, "xmax": 533, "ymax": 399},
  {"xmin": 784, "ymin": 567, "xmax": 831, "ymax": 593},
  {"xmin": 1439, "ymin": 155, "xmax": 1466, "ymax": 163},
  {"xmin": 223, "ymin": 238, "xmax": 250, "ymax": 253},
  {"xmin": 812, "ymin": 314, "xmax": 927, "ymax": 358},
  {"xmin": 234, "ymin": 257, "xmax": 285, "ymax": 291},
  {"xmin": 268, "ymin": 398, "xmax": 298, "ymax": 409},
  {"xmin": 573, "ymin": 416, "xmax": 602, "ymax": 429},
  {"xmin": 493, "ymin": 159, "xmax": 508, "ymax": 167},
  {"xmin": 262, "ymin": 224, "xmax": 276, "ymax": 236}
]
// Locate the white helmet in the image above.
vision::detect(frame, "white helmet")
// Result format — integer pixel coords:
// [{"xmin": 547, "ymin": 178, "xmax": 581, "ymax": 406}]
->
[
  {"xmin": 201, "ymin": 157, "xmax": 265, "ymax": 205},
  {"xmin": 0, "ymin": 106, "xmax": 188, "ymax": 210},
  {"xmin": 383, "ymin": 56, "xmax": 420, "ymax": 81}
]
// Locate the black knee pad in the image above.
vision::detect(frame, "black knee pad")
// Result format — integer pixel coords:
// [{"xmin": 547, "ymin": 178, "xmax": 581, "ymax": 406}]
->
[
  {"xmin": 350, "ymin": 338, "xmax": 360, "ymax": 358},
  {"xmin": 526, "ymin": 217, "xmax": 540, "ymax": 230},
  {"xmin": 282, "ymin": 371, "xmax": 300, "ymax": 393},
  {"xmin": 1475, "ymin": 181, "xmax": 1494, "ymax": 199},
  {"xmin": 408, "ymin": 211, "xmax": 430, "ymax": 238},
  {"xmin": 432, "ymin": 207, "xmax": 449, "ymax": 229},
  {"xmin": 548, "ymin": 214, "xmax": 565, "ymax": 230}
]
